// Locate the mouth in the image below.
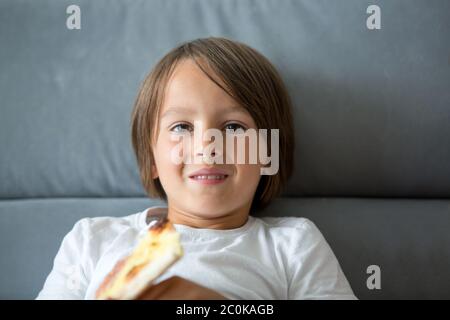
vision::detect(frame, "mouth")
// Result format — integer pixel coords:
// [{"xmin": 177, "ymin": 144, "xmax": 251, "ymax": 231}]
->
[{"xmin": 188, "ymin": 174, "xmax": 229, "ymax": 185}]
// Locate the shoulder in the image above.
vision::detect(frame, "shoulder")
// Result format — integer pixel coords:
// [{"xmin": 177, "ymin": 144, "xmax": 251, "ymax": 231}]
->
[
  {"xmin": 76, "ymin": 212, "xmax": 139, "ymax": 232},
  {"xmin": 255, "ymin": 216, "xmax": 319, "ymax": 235},
  {"xmin": 252, "ymin": 216, "xmax": 326, "ymax": 251},
  {"xmin": 65, "ymin": 211, "xmax": 144, "ymax": 247},
  {"xmin": 58, "ymin": 211, "xmax": 145, "ymax": 270},
  {"xmin": 252, "ymin": 217, "xmax": 356, "ymax": 299}
]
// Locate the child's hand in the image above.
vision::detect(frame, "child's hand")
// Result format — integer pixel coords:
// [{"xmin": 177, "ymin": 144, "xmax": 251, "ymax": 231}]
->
[{"xmin": 136, "ymin": 276, "xmax": 228, "ymax": 300}]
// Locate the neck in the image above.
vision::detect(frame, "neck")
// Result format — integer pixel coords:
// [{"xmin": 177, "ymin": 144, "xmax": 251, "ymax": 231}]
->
[{"xmin": 167, "ymin": 203, "xmax": 251, "ymax": 230}]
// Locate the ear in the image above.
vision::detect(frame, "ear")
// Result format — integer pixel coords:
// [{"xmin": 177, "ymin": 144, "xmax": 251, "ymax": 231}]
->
[{"xmin": 151, "ymin": 164, "xmax": 159, "ymax": 179}]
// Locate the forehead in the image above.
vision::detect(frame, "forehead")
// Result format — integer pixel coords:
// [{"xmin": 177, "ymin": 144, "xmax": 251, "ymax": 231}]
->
[{"xmin": 161, "ymin": 59, "xmax": 241, "ymax": 115}]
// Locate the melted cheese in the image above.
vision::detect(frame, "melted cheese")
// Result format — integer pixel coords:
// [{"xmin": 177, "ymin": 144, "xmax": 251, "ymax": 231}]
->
[{"xmin": 98, "ymin": 227, "xmax": 182, "ymax": 299}]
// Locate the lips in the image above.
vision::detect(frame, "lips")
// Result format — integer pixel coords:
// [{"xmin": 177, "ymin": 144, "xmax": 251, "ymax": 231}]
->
[
  {"xmin": 188, "ymin": 167, "xmax": 230, "ymax": 178},
  {"xmin": 188, "ymin": 167, "xmax": 230, "ymax": 184}
]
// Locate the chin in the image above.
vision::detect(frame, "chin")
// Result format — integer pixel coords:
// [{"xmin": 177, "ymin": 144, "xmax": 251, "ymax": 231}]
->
[{"xmin": 188, "ymin": 205, "xmax": 229, "ymax": 218}]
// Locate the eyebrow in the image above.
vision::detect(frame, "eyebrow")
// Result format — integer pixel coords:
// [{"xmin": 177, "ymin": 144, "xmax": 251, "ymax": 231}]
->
[{"xmin": 161, "ymin": 106, "xmax": 249, "ymax": 119}]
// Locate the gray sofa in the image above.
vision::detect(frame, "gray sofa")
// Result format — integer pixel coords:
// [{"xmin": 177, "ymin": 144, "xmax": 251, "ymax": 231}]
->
[{"xmin": 1, "ymin": 0, "xmax": 449, "ymax": 299}]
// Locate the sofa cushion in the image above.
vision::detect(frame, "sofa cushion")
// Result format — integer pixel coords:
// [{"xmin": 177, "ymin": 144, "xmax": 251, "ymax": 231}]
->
[{"xmin": 1, "ymin": 197, "xmax": 449, "ymax": 299}]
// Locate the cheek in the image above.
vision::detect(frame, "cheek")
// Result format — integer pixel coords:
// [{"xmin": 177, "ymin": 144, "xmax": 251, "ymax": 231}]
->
[
  {"xmin": 154, "ymin": 136, "xmax": 184, "ymax": 178},
  {"xmin": 235, "ymin": 164, "xmax": 262, "ymax": 187}
]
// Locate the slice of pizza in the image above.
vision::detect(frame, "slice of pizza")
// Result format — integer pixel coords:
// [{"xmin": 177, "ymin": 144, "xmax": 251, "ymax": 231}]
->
[{"xmin": 95, "ymin": 218, "xmax": 183, "ymax": 300}]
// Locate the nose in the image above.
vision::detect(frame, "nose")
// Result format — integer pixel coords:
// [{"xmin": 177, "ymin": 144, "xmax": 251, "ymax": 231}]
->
[
  {"xmin": 195, "ymin": 134, "xmax": 218, "ymax": 159},
  {"xmin": 193, "ymin": 122, "xmax": 223, "ymax": 163}
]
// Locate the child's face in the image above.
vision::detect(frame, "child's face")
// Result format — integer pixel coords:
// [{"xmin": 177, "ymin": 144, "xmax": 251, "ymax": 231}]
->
[{"xmin": 152, "ymin": 59, "xmax": 263, "ymax": 219}]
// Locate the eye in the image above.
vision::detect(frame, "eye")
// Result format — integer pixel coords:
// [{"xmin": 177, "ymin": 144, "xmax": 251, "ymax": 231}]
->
[
  {"xmin": 224, "ymin": 122, "xmax": 247, "ymax": 132},
  {"xmin": 170, "ymin": 123, "xmax": 192, "ymax": 133}
]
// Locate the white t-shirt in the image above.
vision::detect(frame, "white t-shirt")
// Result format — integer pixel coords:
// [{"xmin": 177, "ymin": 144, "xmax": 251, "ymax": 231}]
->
[{"xmin": 36, "ymin": 206, "xmax": 357, "ymax": 300}]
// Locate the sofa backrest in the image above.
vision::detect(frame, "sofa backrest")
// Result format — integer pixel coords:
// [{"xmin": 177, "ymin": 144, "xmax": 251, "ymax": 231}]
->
[{"xmin": 1, "ymin": 0, "xmax": 449, "ymax": 199}]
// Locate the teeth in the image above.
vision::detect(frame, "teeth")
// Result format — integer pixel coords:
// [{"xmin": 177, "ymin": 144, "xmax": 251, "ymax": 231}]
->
[{"xmin": 192, "ymin": 175, "xmax": 226, "ymax": 180}]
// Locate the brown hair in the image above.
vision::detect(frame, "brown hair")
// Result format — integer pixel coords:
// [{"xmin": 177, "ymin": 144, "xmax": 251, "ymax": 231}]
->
[{"xmin": 130, "ymin": 37, "xmax": 295, "ymax": 214}]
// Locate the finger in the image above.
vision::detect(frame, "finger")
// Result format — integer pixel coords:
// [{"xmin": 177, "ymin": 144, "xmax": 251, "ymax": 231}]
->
[{"xmin": 136, "ymin": 278, "xmax": 174, "ymax": 300}]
